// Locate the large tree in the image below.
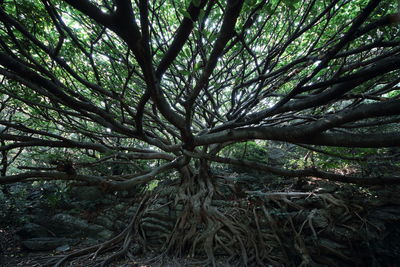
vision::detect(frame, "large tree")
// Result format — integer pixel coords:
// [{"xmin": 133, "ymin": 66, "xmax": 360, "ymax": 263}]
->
[{"xmin": 0, "ymin": 0, "xmax": 400, "ymax": 265}]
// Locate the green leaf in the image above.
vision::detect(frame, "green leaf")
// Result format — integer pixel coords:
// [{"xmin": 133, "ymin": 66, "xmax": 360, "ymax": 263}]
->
[
  {"xmin": 246, "ymin": 0, "xmax": 257, "ymax": 6},
  {"xmin": 198, "ymin": 9, "xmax": 205, "ymax": 21},
  {"xmin": 183, "ymin": 47, "xmax": 191, "ymax": 57},
  {"xmin": 180, "ymin": 8, "xmax": 192, "ymax": 20},
  {"xmin": 194, "ymin": 62, "xmax": 203, "ymax": 70},
  {"xmin": 207, "ymin": 32, "xmax": 218, "ymax": 42},
  {"xmin": 283, "ymin": 0, "xmax": 298, "ymax": 10},
  {"xmin": 193, "ymin": 0, "xmax": 201, "ymax": 8},
  {"xmin": 181, "ymin": 70, "xmax": 191, "ymax": 76},
  {"xmin": 265, "ymin": 5, "xmax": 273, "ymax": 14}
]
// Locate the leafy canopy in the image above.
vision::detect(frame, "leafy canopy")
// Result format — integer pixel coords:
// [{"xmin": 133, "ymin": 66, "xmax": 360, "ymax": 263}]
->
[{"xmin": 0, "ymin": 0, "xmax": 399, "ymax": 188}]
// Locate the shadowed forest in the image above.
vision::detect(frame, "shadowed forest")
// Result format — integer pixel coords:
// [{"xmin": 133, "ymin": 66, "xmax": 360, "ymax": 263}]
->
[{"xmin": 0, "ymin": 0, "xmax": 400, "ymax": 266}]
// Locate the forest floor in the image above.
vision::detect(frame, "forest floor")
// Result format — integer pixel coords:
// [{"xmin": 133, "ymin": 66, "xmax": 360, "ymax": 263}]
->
[
  {"xmin": 1, "ymin": 224, "xmax": 234, "ymax": 266},
  {"xmin": 0, "ymin": 228, "xmax": 228, "ymax": 267},
  {"xmin": 1, "ymin": 176, "xmax": 400, "ymax": 266}
]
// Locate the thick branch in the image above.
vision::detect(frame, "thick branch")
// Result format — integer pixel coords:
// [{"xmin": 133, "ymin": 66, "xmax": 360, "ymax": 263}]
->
[
  {"xmin": 185, "ymin": 151, "xmax": 400, "ymax": 185},
  {"xmin": 195, "ymin": 128, "xmax": 400, "ymax": 148},
  {"xmin": 156, "ymin": 0, "xmax": 208, "ymax": 78},
  {"xmin": 62, "ymin": 0, "xmax": 114, "ymax": 27}
]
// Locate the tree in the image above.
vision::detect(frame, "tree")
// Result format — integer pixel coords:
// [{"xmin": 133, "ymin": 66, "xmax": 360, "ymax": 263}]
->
[{"xmin": 0, "ymin": 0, "xmax": 399, "ymax": 265}]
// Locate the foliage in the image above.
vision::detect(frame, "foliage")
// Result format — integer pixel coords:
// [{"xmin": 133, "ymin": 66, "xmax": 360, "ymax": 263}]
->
[
  {"xmin": 0, "ymin": 0, "xmax": 398, "ymax": 191},
  {"xmin": 220, "ymin": 141, "xmax": 268, "ymax": 162},
  {"xmin": 0, "ymin": 0, "xmax": 400, "ymax": 264}
]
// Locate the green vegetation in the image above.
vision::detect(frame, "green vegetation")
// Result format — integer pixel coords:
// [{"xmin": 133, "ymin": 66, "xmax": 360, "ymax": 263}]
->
[{"xmin": 0, "ymin": 0, "xmax": 399, "ymax": 265}]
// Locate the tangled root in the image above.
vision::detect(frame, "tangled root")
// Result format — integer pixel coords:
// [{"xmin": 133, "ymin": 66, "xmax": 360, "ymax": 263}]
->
[
  {"xmin": 40, "ymin": 179, "xmax": 395, "ymax": 266},
  {"xmin": 40, "ymin": 195, "xmax": 149, "ymax": 267}
]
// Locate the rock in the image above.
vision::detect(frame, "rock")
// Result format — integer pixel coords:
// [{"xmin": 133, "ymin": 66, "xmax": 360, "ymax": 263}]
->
[
  {"xmin": 49, "ymin": 213, "xmax": 113, "ymax": 240},
  {"xmin": 267, "ymin": 147, "xmax": 286, "ymax": 165},
  {"xmin": 25, "ymin": 207, "xmax": 50, "ymax": 225},
  {"xmin": 55, "ymin": 244, "xmax": 70, "ymax": 252},
  {"xmin": 104, "ymin": 210, "xmax": 118, "ymax": 220},
  {"xmin": 116, "ymin": 190, "xmax": 130, "ymax": 198},
  {"xmin": 97, "ymin": 229, "xmax": 114, "ymax": 240},
  {"xmin": 94, "ymin": 215, "xmax": 114, "ymax": 229},
  {"xmin": 115, "ymin": 203, "xmax": 126, "ymax": 211},
  {"xmin": 236, "ymin": 174, "xmax": 260, "ymax": 182},
  {"xmin": 100, "ymin": 198, "xmax": 115, "ymax": 205},
  {"xmin": 49, "ymin": 213, "xmax": 87, "ymax": 236},
  {"xmin": 69, "ymin": 186, "xmax": 104, "ymax": 201},
  {"xmin": 127, "ymin": 206, "xmax": 137, "ymax": 214},
  {"xmin": 16, "ymin": 223, "xmax": 53, "ymax": 239},
  {"xmin": 26, "ymin": 190, "xmax": 43, "ymax": 201},
  {"xmin": 114, "ymin": 220, "xmax": 126, "ymax": 231},
  {"xmin": 22, "ymin": 237, "xmax": 77, "ymax": 251}
]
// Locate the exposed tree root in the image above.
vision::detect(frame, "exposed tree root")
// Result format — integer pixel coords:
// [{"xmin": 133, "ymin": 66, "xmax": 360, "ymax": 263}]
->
[
  {"xmin": 40, "ymin": 176, "xmax": 400, "ymax": 266},
  {"xmin": 40, "ymin": 195, "xmax": 149, "ymax": 267}
]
